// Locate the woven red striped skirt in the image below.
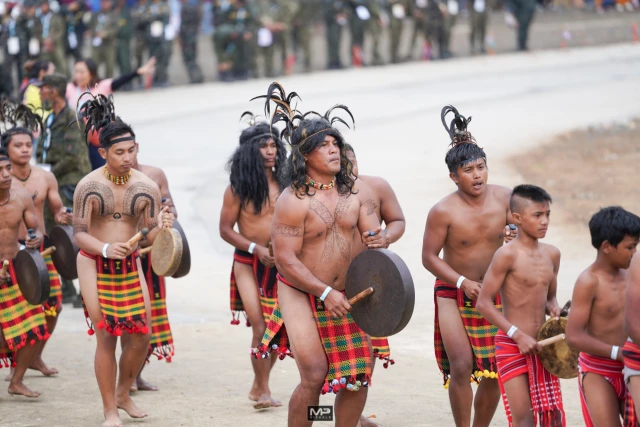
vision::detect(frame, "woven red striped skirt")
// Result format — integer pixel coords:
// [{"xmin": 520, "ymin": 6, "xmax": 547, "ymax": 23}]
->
[
  {"xmin": 624, "ymin": 340, "xmax": 640, "ymax": 372},
  {"xmin": 141, "ymin": 253, "xmax": 174, "ymax": 362},
  {"xmin": 229, "ymin": 248, "xmax": 278, "ymax": 326},
  {"xmin": 578, "ymin": 352, "xmax": 638, "ymax": 426},
  {"xmin": 495, "ymin": 331, "xmax": 565, "ymax": 427},
  {"xmin": 434, "ymin": 279, "xmax": 500, "ymax": 387}
]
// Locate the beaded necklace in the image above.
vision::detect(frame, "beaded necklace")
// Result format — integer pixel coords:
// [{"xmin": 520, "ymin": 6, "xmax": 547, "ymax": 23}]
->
[
  {"xmin": 103, "ymin": 166, "xmax": 132, "ymax": 185},
  {"xmin": 306, "ymin": 175, "xmax": 335, "ymax": 190}
]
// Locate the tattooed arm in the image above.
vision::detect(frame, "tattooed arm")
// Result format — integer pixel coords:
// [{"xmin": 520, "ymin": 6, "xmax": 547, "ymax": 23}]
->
[
  {"xmin": 72, "ymin": 180, "xmax": 105, "ymax": 254},
  {"xmin": 271, "ymin": 190, "xmax": 330, "ymax": 297},
  {"xmin": 137, "ymin": 180, "xmax": 172, "ymax": 244},
  {"xmin": 156, "ymin": 169, "xmax": 178, "ymax": 218},
  {"xmin": 357, "ymin": 182, "xmax": 385, "ymax": 249},
  {"xmin": 373, "ymin": 176, "xmax": 405, "ymax": 246}
]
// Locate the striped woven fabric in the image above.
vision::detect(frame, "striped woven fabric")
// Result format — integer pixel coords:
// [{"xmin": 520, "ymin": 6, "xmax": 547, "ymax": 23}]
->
[
  {"xmin": 80, "ymin": 250, "xmax": 147, "ymax": 336},
  {"xmin": 141, "ymin": 253, "xmax": 174, "ymax": 362},
  {"xmin": 578, "ymin": 352, "xmax": 638, "ymax": 427},
  {"xmin": 0, "ymin": 344, "xmax": 15, "ymax": 368},
  {"xmin": 495, "ymin": 331, "xmax": 566, "ymax": 427},
  {"xmin": 624, "ymin": 340, "xmax": 640, "ymax": 372},
  {"xmin": 434, "ymin": 279, "xmax": 500, "ymax": 387},
  {"xmin": 371, "ymin": 337, "xmax": 395, "ymax": 368},
  {"xmin": 0, "ymin": 260, "xmax": 48, "ymax": 351},
  {"xmin": 229, "ymin": 248, "xmax": 278, "ymax": 326},
  {"xmin": 254, "ymin": 274, "xmax": 372, "ymax": 394},
  {"xmin": 42, "ymin": 253, "xmax": 62, "ymax": 317}
]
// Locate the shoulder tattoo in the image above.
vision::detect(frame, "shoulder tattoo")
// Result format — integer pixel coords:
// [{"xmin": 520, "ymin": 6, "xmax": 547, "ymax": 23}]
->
[
  {"xmin": 273, "ymin": 222, "xmax": 303, "ymax": 237},
  {"xmin": 72, "ymin": 181, "xmax": 115, "ymax": 234},
  {"xmin": 363, "ymin": 199, "xmax": 377, "ymax": 216}
]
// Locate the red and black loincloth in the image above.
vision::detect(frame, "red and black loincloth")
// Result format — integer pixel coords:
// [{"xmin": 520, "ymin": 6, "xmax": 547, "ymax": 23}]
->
[
  {"xmin": 578, "ymin": 352, "xmax": 638, "ymax": 426},
  {"xmin": 254, "ymin": 273, "xmax": 373, "ymax": 394},
  {"xmin": 624, "ymin": 339, "xmax": 640, "ymax": 373},
  {"xmin": 141, "ymin": 252, "xmax": 174, "ymax": 362},
  {"xmin": 0, "ymin": 260, "xmax": 49, "ymax": 367},
  {"xmin": 434, "ymin": 279, "xmax": 500, "ymax": 387},
  {"xmin": 495, "ymin": 331, "xmax": 566, "ymax": 427},
  {"xmin": 229, "ymin": 248, "xmax": 278, "ymax": 326},
  {"xmin": 80, "ymin": 250, "xmax": 148, "ymax": 336}
]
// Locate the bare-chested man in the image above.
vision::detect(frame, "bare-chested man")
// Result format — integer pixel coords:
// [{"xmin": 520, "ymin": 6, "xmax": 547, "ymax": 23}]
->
[
  {"xmin": 477, "ymin": 184, "xmax": 565, "ymax": 427},
  {"xmin": 566, "ymin": 206, "xmax": 640, "ymax": 426},
  {"xmin": 3, "ymin": 126, "xmax": 72, "ymax": 378},
  {"xmin": 0, "ymin": 146, "xmax": 48, "ymax": 398},
  {"xmin": 346, "ymin": 143, "xmax": 405, "ymax": 427},
  {"xmin": 219, "ymin": 116, "xmax": 287, "ymax": 409},
  {"xmin": 624, "ymin": 243, "xmax": 640, "ymax": 415},
  {"xmin": 72, "ymin": 109, "xmax": 173, "ymax": 427},
  {"xmin": 127, "ymin": 147, "xmax": 179, "ymax": 393},
  {"xmin": 253, "ymin": 86, "xmax": 385, "ymax": 427},
  {"xmin": 422, "ymin": 106, "xmax": 515, "ymax": 427}
]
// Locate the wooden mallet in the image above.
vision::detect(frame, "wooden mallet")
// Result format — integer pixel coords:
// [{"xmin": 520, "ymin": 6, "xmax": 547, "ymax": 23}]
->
[
  {"xmin": 41, "ymin": 246, "xmax": 56, "ymax": 257},
  {"xmin": 538, "ymin": 333, "xmax": 565, "ymax": 347},
  {"xmin": 348, "ymin": 287, "xmax": 375, "ymax": 305},
  {"xmin": 0, "ymin": 260, "xmax": 8, "ymax": 276},
  {"xmin": 127, "ymin": 228, "xmax": 149, "ymax": 247},
  {"xmin": 139, "ymin": 246, "xmax": 152, "ymax": 256}
]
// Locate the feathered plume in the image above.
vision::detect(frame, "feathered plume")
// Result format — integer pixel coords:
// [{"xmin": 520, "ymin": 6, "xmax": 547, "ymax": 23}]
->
[
  {"xmin": 239, "ymin": 111, "xmax": 259, "ymax": 127},
  {"xmin": 323, "ymin": 104, "xmax": 355, "ymax": 130},
  {"xmin": 71, "ymin": 92, "xmax": 117, "ymax": 144},
  {"xmin": 0, "ymin": 99, "xmax": 43, "ymax": 135},
  {"xmin": 250, "ymin": 82, "xmax": 303, "ymax": 143},
  {"xmin": 441, "ymin": 105, "xmax": 474, "ymax": 146}
]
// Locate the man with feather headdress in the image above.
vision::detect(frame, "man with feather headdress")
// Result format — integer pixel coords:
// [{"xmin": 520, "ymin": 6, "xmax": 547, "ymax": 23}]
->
[
  {"xmin": 1, "ymin": 99, "xmax": 72, "ymax": 380},
  {"xmin": 219, "ymin": 110, "xmax": 288, "ymax": 410},
  {"xmin": 422, "ymin": 105, "xmax": 517, "ymax": 427},
  {"xmin": 251, "ymin": 83, "xmax": 386, "ymax": 426}
]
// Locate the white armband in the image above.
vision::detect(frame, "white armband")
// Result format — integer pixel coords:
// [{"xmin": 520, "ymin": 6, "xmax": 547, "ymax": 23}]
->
[
  {"xmin": 248, "ymin": 242, "xmax": 256, "ymax": 254},
  {"xmin": 456, "ymin": 275, "xmax": 466, "ymax": 289},
  {"xmin": 320, "ymin": 286, "xmax": 332, "ymax": 302},
  {"xmin": 102, "ymin": 243, "xmax": 110, "ymax": 259},
  {"xmin": 507, "ymin": 325, "xmax": 518, "ymax": 338},
  {"xmin": 611, "ymin": 345, "xmax": 619, "ymax": 361}
]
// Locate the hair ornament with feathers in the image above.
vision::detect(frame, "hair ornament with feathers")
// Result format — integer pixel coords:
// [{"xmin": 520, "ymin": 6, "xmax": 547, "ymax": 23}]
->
[
  {"xmin": 71, "ymin": 91, "xmax": 119, "ymax": 146},
  {"xmin": 0, "ymin": 99, "xmax": 43, "ymax": 135},
  {"xmin": 441, "ymin": 105, "xmax": 477, "ymax": 146}
]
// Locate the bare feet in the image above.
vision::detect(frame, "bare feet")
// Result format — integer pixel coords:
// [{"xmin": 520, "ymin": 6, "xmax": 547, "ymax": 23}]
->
[
  {"xmin": 8, "ymin": 382, "xmax": 40, "ymax": 398},
  {"xmin": 102, "ymin": 409, "xmax": 124, "ymax": 427},
  {"xmin": 116, "ymin": 394, "xmax": 148, "ymax": 419},
  {"xmin": 253, "ymin": 392, "xmax": 272, "ymax": 410},
  {"xmin": 135, "ymin": 376, "xmax": 158, "ymax": 392},
  {"xmin": 358, "ymin": 415, "xmax": 382, "ymax": 427},
  {"xmin": 269, "ymin": 396, "xmax": 282, "ymax": 407},
  {"xmin": 29, "ymin": 357, "xmax": 59, "ymax": 376}
]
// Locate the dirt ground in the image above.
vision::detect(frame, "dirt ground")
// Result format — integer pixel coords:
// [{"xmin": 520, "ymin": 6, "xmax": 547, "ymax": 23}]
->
[{"xmin": 512, "ymin": 118, "xmax": 640, "ymax": 231}]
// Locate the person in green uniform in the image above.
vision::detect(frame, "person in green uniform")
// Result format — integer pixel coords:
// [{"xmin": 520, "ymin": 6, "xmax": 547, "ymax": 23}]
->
[
  {"xmin": 291, "ymin": 0, "xmax": 319, "ymax": 72},
  {"xmin": 387, "ymin": 0, "xmax": 410, "ymax": 64},
  {"xmin": 62, "ymin": 0, "xmax": 87, "ymax": 62},
  {"xmin": 24, "ymin": 0, "xmax": 43, "ymax": 61},
  {"xmin": 411, "ymin": 0, "xmax": 429, "ymax": 60},
  {"xmin": 348, "ymin": 0, "xmax": 375, "ymax": 67},
  {"xmin": 37, "ymin": 74, "xmax": 90, "ymax": 304},
  {"xmin": 39, "ymin": 0, "xmax": 68, "ymax": 76},
  {"xmin": 442, "ymin": 0, "xmax": 458, "ymax": 58},
  {"xmin": 213, "ymin": 0, "xmax": 255, "ymax": 81},
  {"xmin": 2, "ymin": 4, "xmax": 29, "ymax": 89},
  {"xmin": 425, "ymin": 0, "xmax": 448, "ymax": 59},
  {"xmin": 147, "ymin": 0, "xmax": 170, "ymax": 86},
  {"xmin": 115, "ymin": 0, "xmax": 134, "ymax": 88},
  {"xmin": 469, "ymin": 0, "xmax": 488, "ymax": 54},
  {"xmin": 90, "ymin": 0, "xmax": 118, "ymax": 78},
  {"xmin": 132, "ymin": 0, "xmax": 149, "ymax": 74},
  {"xmin": 180, "ymin": 0, "xmax": 204, "ymax": 84},
  {"xmin": 255, "ymin": 0, "xmax": 298, "ymax": 77},
  {"xmin": 508, "ymin": 0, "xmax": 535, "ymax": 51},
  {"xmin": 323, "ymin": 0, "xmax": 347, "ymax": 70}
]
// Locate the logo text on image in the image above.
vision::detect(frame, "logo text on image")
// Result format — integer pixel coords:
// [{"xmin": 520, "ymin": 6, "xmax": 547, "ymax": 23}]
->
[{"xmin": 308, "ymin": 405, "xmax": 334, "ymax": 421}]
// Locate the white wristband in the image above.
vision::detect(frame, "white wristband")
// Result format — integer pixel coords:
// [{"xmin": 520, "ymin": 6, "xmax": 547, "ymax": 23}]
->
[
  {"xmin": 507, "ymin": 325, "xmax": 518, "ymax": 338},
  {"xmin": 102, "ymin": 243, "xmax": 110, "ymax": 259},
  {"xmin": 456, "ymin": 275, "xmax": 466, "ymax": 289},
  {"xmin": 320, "ymin": 286, "xmax": 332, "ymax": 302},
  {"xmin": 611, "ymin": 345, "xmax": 619, "ymax": 361},
  {"xmin": 248, "ymin": 242, "xmax": 256, "ymax": 254}
]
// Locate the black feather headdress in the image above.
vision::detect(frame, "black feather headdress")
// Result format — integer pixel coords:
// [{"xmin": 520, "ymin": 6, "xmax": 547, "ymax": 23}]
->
[
  {"xmin": 71, "ymin": 92, "xmax": 118, "ymax": 144},
  {"xmin": 0, "ymin": 99, "xmax": 43, "ymax": 136},
  {"xmin": 441, "ymin": 105, "xmax": 475, "ymax": 146}
]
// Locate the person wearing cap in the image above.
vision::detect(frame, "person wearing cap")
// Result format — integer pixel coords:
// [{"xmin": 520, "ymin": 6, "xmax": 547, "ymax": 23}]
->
[{"xmin": 39, "ymin": 0, "xmax": 68, "ymax": 76}]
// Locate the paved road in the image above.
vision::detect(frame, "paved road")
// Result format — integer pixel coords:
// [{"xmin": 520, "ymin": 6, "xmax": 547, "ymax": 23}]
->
[{"xmin": 3, "ymin": 42, "xmax": 640, "ymax": 426}]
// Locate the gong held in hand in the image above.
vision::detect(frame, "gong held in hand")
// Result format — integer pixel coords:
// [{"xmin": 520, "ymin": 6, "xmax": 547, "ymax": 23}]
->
[
  {"xmin": 537, "ymin": 301, "xmax": 579, "ymax": 379},
  {"xmin": 345, "ymin": 248, "xmax": 415, "ymax": 337}
]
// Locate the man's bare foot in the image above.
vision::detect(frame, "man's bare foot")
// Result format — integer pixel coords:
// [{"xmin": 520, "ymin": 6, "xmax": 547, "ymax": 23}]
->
[
  {"xmin": 135, "ymin": 376, "xmax": 158, "ymax": 392},
  {"xmin": 8, "ymin": 382, "xmax": 40, "ymax": 398},
  {"xmin": 116, "ymin": 395, "xmax": 148, "ymax": 419},
  {"xmin": 248, "ymin": 384, "xmax": 260, "ymax": 401},
  {"xmin": 102, "ymin": 409, "xmax": 124, "ymax": 427},
  {"xmin": 253, "ymin": 392, "xmax": 272, "ymax": 410},
  {"xmin": 358, "ymin": 415, "xmax": 382, "ymax": 427},
  {"xmin": 269, "ymin": 396, "xmax": 282, "ymax": 407},
  {"xmin": 29, "ymin": 358, "xmax": 59, "ymax": 376}
]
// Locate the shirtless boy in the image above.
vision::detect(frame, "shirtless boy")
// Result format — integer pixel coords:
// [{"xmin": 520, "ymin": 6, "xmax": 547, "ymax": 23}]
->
[
  {"xmin": 566, "ymin": 206, "xmax": 640, "ymax": 426},
  {"xmin": 219, "ymin": 117, "xmax": 287, "ymax": 409},
  {"xmin": 73, "ymin": 105, "xmax": 173, "ymax": 427},
  {"xmin": 0, "ymin": 146, "xmax": 48, "ymax": 398},
  {"xmin": 422, "ymin": 105, "xmax": 515, "ymax": 427},
  {"xmin": 3, "ymin": 125, "xmax": 72, "ymax": 378},
  {"xmin": 477, "ymin": 184, "xmax": 565, "ymax": 427}
]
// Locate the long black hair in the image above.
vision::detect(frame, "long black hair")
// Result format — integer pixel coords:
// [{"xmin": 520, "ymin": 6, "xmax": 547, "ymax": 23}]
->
[
  {"xmin": 227, "ymin": 115, "xmax": 287, "ymax": 214},
  {"xmin": 253, "ymin": 82, "xmax": 356, "ymax": 198},
  {"xmin": 441, "ymin": 105, "xmax": 487, "ymax": 173}
]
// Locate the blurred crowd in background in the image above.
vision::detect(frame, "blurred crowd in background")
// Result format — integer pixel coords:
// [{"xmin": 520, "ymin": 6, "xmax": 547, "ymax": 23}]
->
[{"xmin": 1, "ymin": 0, "xmax": 638, "ymax": 96}]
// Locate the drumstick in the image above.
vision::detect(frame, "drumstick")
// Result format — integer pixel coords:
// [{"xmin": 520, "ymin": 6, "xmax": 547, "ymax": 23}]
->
[
  {"xmin": 0, "ymin": 260, "xmax": 8, "ymax": 276},
  {"xmin": 127, "ymin": 228, "xmax": 149, "ymax": 247},
  {"xmin": 41, "ymin": 246, "xmax": 56, "ymax": 257},
  {"xmin": 268, "ymin": 242, "xmax": 274, "ymax": 257},
  {"xmin": 139, "ymin": 246, "xmax": 152, "ymax": 255},
  {"xmin": 538, "ymin": 334, "xmax": 565, "ymax": 347},
  {"xmin": 348, "ymin": 287, "xmax": 374, "ymax": 305}
]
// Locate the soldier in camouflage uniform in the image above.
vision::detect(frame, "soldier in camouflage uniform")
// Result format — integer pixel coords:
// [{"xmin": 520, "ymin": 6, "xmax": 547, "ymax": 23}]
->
[
  {"xmin": 323, "ymin": 0, "xmax": 348, "ymax": 70},
  {"xmin": 132, "ymin": 0, "xmax": 149, "ymax": 73},
  {"xmin": 1, "ymin": 3, "xmax": 29, "ymax": 89},
  {"xmin": 291, "ymin": 0, "xmax": 319, "ymax": 72},
  {"xmin": 348, "ymin": 0, "xmax": 376, "ymax": 67},
  {"xmin": 115, "ymin": 0, "xmax": 134, "ymax": 86},
  {"xmin": 24, "ymin": 0, "xmax": 43, "ymax": 61},
  {"xmin": 424, "ymin": 0, "xmax": 449, "ymax": 59},
  {"xmin": 255, "ymin": 0, "xmax": 298, "ymax": 77},
  {"xmin": 469, "ymin": 0, "xmax": 488, "ymax": 54},
  {"xmin": 387, "ymin": 0, "xmax": 410, "ymax": 63},
  {"xmin": 147, "ymin": 0, "xmax": 170, "ymax": 86},
  {"xmin": 411, "ymin": 0, "xmax": 429, "ymax": 59},
  {"xmin": 90, "ymin": 0, "xmax": 118, "ymax": 78},
  {"xmin": 213, "ymin": 0, "xmax": 255, "ymax": 81},
  {"xmin": 180, "ymin": 0, "xmax": 204, "ymax": 84},
  {"xmin": 62, "ymin": 0, "xmax": 88, "ymax": 62},
  {"xmin": 442, "ymin": 0, "xmax": 458, "ymax": 58},
  {"xmin": 39, "ymin": 0, "xmax": 68, "ymax": 76}
]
